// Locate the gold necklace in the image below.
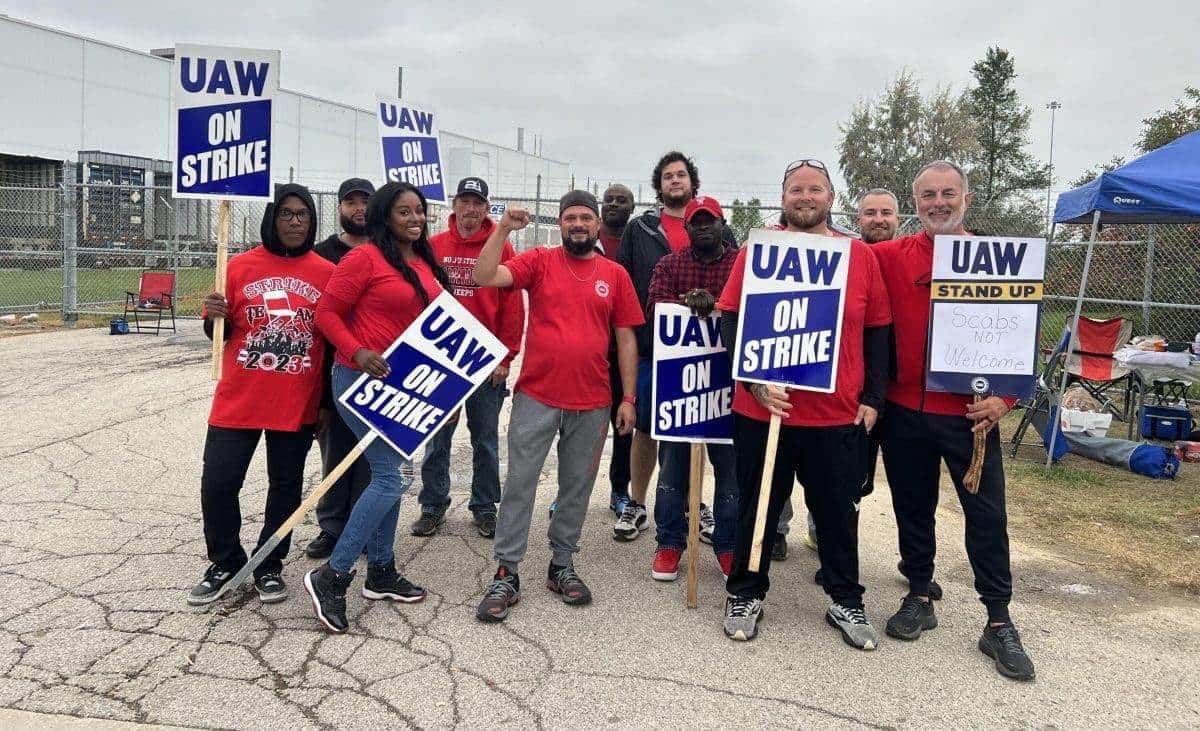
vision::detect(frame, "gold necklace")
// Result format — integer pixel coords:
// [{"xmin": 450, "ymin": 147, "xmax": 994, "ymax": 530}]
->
[{"xmin": 563, "ymin": 250, "xmax": 599, "ymax": 282}]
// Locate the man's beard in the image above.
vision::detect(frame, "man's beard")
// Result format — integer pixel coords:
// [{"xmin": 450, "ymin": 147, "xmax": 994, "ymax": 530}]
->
[
  {"xmin": 784, "ymin": 203, "xmax": 831, "ymax": 230},
  {"xmin": 563, "ymin": 236, "xmax": 597, "ymax": 256},
  {"xmin": 919, "ymin": 208, "xmax": 966, "ymax": 236},
  {"xmin": 340, "ymin": 214, "xmax": 368, "ymax": 237},
  {"xmin": 661, "ymin": 189, "xmax": 692, "ymax": 209},
  {"xmin": 861, "ymin": 224, "xmax": 896, "ymax": 244}
]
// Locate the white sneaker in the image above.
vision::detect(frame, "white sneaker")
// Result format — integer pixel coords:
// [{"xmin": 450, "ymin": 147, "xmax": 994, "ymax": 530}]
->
[
  {"xmin": 613, "ymin": 501, "xmax": 648, "ymax": 541},
  {"xmin": 826, "ymin": 603, "xmax": 878, "ymax": 651}
]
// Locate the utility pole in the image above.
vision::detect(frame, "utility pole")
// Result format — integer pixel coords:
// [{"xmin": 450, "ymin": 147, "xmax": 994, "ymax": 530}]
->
[
  {"xmin": 397, "ymin": 67, "xmax": 404, "ymax": 98},
  {"xmin": 1044, "ymin": 100, "xmax": 1061, "ymax": 234}
]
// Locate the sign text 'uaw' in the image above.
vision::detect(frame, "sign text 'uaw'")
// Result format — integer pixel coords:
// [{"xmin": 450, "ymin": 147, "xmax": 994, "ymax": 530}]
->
[
  {"xmin": 338, "ymin": 292, "xmax": 505, "ymax": 459},
  {"xmin": 732, "ymin": 229, "xmax": 850, "ymax": 393},
  {"xmin": 652, "ymin": 304, "xmax": 734, "ymax": 444},
  {"xmin": 926, "ymin": 235, "xmax": 1048, "ymax": 398},
  {"xmin": 376, "ymin": 94, "xmax": 446, "ymax": 204},
  {"xmin": 172, "ymin": 44, "xmax": 278, "ymax": 201}
]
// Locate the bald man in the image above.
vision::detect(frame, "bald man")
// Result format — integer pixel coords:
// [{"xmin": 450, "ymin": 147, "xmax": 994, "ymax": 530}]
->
[
  {"xmin": 599, "ymin": 183, "xmax": 637, "ymax": 514},
  {"xmin": 599, "ymin": 184, "xmax": 635, "ymax": 260}
]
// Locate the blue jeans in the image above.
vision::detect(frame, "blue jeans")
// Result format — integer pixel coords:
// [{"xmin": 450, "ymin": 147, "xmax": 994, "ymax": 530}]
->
[
  {"xmin": 653, "ymin": 440, "xmax": 738, "ymax": 554},
  {"xmin": 329, "ymin": 364, "xmax": 415, "ymax": 573},
  {"xmin": 418, "ymin": 380, "xmax": 507, "ymax": 517}
]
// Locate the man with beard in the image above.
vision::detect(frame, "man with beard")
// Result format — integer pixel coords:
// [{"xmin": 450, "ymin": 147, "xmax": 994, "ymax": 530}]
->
[
  {"xmin": 307, "ymin": 178, "xmax": 375, "ymax": 560},
  {"xmin": 615, "ymin": 152, "xmax": 735, "ymax": 543},
  {"xmin": 857, "ymin": 188, "xmax": 901, "ymax": 245},
  {"xmin": 472, "ymin": 191, "xmax": 643, "ymax": 623},
  {"xmin": 413, "ymin": 177, "xmax": 524, "ymax": 539},
  {"xmin": 719, "ymin": 160, "xmax": 891, "ymax": 650},
  {"xmin": 872, "ymin": 161, "xmax": 1034, "ymax": 681},
  {"xmin": 600, "ymin": 183, "xmax": 636, "ymax": 514}
]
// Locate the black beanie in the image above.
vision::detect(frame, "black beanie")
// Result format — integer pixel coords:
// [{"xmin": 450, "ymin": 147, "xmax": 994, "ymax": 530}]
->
[{"xmin": 559, "ymin": 189, "xmax": 599, "ymax": 217}]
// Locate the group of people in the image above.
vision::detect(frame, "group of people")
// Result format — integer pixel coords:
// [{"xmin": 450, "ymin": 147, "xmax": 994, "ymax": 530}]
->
[{"xmin": 188, "ymin": 150, "xmax": 1035, "ymax": 683}]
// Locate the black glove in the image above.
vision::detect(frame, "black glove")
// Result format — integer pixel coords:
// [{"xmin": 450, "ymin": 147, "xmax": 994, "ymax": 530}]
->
[{"xmin": 682, "ymin": 288, "xmax": 715, "ymax": 318}]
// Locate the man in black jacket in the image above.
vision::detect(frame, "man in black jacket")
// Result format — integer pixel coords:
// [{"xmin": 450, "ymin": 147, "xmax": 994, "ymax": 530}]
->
[
  {"xmin": 614, "ymin": 152, "xmax": 736, "ymax": 542},
  {"xmin": 305, "ymin": 177, "xmax": 375, "ymax": 559}
]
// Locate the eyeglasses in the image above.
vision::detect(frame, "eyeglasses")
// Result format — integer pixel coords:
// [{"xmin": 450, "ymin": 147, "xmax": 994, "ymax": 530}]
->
[
  {"xmin": 782, "ymin": 159, "xmax": 833, "ymax": 187},
  {"xmin": 277, "ymin": 209, "xmax": 311, "ymax": 222}
]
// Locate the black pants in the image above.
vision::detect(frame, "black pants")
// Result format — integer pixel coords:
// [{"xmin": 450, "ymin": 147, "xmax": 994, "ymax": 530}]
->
[
  {"xmin": 879, "ymin": 402, "xmax": 1012, "ymax": 621},
  {"xmin": 608, "ymin": 360, "xmax": 631, "ymax": 502},
  {"xmin": 727, "ymin": 415, "xmax": 869, "ymax": 608},
  {"xmin": 314, "ymin": 410, "xmax": 372, "ymax": 536},
  {"xmin": 200, "ymin": 424, "xmax": 314, "ymax": 577}
]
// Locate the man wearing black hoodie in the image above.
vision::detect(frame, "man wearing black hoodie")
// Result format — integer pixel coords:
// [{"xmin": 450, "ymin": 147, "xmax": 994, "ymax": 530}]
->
[
  {"xmin": 306, "ymin": 178, "xmax": 375, "ymax": 559},
  {"xmin": 188, "ymin": 184, "xmax": 335, "ymax": 606}
]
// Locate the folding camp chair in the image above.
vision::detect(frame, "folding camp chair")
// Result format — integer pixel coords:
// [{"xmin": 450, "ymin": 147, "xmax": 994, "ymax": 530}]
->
[
  {"xmin": 1063, "ymin": 316, "xmax": 1134, "ymax": 420},
  {"xmin": 1010, "ymin": 327, "xmax": 1072, "ymax": 457},
  {"xmin": 123, "ymin": 270, "xmax": 177, "ymax": 335}
]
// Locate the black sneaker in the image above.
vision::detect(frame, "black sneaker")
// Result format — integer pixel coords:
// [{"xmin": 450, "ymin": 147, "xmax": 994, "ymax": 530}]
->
[
  {"xmin": 411, "ymin": 512, "xmax": 445, "ymax": 537},
  {"xmin": 476, "ymin": 567, "xmax": 520, "ymax": 623},
  {"xmin": 896, "ymin": 561, "xmax": 944, "ymax": 600},
  {"xmin": 187, "ymin": 564, "xmax": 239, "ymax": 606},
  {"xmin": 304, "ymin": 564, "xmax": 355, "ymax": 633},
  {"xmin": 885, "ymin": 594, "xmax": 938, "ymax": 640},
  {"xmin": 474, "ymin": 512, "xmax": 497, "ymax": 539},
  {"xmin": 255, "ymin": 573, "xmax": 287, "ymax": 603},
  {"xmin": 305, "ymin": 530, "xmax": 338, "ymax": 559},
  {"xmin": 770, "ymin": 533, "xmax": 788, "ymax": 562},
  {"xmin": 546, "ymin": 563, "xmax": 592, "ymax": 605},
  {"xmin": 979, "ymin": 622, "xmax": 1036, "ymax": 681},
  {"xmin": 363, "ymin": 561, "xmax": 426, "ymax": 603}
]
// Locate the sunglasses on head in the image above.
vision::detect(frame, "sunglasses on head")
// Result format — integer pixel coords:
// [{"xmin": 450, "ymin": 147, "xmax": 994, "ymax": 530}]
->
[{"xmin": 782, "ymin": 159, "xmax": 832, "ymax": 186}]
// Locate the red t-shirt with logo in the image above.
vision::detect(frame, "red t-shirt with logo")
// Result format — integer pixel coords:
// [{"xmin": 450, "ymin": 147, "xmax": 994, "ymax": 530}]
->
[
  {"xmin": 315, "ymin": 243, "xmax": 443, "ymax": 369},
  {"xmin": 208, "ymin": 246, "xmax": 335, "ymax": 431},
  {"xmin": 716, "ymin": 236, "xmax": 892, "ymax": 427},
  {"xmin": 660, "ymin": 213, "xmax": 689, "ymax": 253},
  {"xmin": 505, "ymin": 247, "xmax": 645, "ymax": 409}
]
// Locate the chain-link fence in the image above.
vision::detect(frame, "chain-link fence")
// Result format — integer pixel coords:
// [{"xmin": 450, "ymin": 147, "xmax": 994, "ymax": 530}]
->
[{"xmin": 3, "ymin": 175, "xmax": 1198, "ymax": 350}]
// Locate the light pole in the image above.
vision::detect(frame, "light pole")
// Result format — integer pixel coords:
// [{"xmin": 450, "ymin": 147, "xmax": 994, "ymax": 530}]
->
[{"xmin": 1044, "ymin": 100, "xmax": 1061, "ymax": 234}]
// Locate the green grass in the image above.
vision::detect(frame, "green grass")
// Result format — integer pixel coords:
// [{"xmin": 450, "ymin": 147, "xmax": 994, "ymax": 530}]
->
[{"xmin": 0, "ymin": 266, "xmax": 215, "ymax": 316}]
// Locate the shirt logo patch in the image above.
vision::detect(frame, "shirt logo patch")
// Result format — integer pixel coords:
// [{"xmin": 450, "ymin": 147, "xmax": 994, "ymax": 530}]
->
[{"xmin": 595, "ymin": 279, "xmax": 610, "ymax": 298}]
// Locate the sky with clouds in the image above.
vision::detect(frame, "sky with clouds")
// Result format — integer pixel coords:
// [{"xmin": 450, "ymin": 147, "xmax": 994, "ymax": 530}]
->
[{"xmin": 5, "ymin": 0, "xmax": 1199, "ymax": 205}]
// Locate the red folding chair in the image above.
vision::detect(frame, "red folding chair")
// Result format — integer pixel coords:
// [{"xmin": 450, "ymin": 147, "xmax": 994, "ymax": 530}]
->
[
  {"xmin": 1064, "ymin": 316, "xmax": 1133, "ymax": 419},
  {"xmin": 124, "ymin": 270, "xmax": 177, "ymax": 335}
]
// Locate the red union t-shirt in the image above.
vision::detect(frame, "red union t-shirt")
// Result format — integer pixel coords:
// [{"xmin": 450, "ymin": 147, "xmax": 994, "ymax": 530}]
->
[
  {"xmin": 716, "ymin": 236, "xmax": 892, "ymax": 427},
  {"xmin": 660, "ymin": 213, "xmax": 689, "ymax": 252},
  {"xmin": 505, "ymin": 246, "xmax": 645, "ymax": 409},
  {"xmin": 208, "ymin": 245, "xmax": 335, "ymax": 431}
]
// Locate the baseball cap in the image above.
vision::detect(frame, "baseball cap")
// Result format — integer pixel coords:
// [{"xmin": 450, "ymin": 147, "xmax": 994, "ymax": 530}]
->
[
  {"xmin": 684, "ymin": 195, "xmax": 724, "ymax": 223},
  {"xmin": 337, "ymin": 178, "xmax": 375, "ymax": 202},
  {"xmin": 559, "ymin": 190, "xmax": 599, "ymax": 217},
  {"xmin": 454, "ymin": 177, "xmax": 489, "ymax": 201}
]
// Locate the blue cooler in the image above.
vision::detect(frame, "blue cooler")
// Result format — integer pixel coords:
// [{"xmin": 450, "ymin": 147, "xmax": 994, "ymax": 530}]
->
[{"xmin": 1139, "ymin": 404, "xmax": 1194, "ymax": 441}]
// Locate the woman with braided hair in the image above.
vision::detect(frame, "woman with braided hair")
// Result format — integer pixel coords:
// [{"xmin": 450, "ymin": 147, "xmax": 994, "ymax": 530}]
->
[{"xmin": 306, "ymin": 182, "xmax": 451, "ymax": 633}]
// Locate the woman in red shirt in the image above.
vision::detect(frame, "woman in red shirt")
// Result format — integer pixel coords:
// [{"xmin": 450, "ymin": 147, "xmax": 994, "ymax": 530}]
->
[{"xmin": 305, "ymin": 182, "xmax": 450, "ymax": 633}]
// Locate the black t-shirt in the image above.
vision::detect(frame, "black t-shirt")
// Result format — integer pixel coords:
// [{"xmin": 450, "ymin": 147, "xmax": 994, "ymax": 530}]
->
[{"xmin": 314, "ymin": 235, "xmax": 356, "ymax": 265}]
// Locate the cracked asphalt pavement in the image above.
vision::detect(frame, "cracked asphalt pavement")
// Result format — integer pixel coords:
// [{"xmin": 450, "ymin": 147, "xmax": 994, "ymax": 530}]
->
[{"xmin": 0, "ymin": 328, "xmax": 1198, "ymax": 729}]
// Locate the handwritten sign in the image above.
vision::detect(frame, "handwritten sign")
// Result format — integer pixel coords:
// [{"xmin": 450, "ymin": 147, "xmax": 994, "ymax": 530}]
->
[
  {"xmin": 926, "ymin": 235, "xmax": 1047, "ymax": 398},
  {"xmin": 651, "ymin": 304, "xmax": 734, "ymax": 443}
]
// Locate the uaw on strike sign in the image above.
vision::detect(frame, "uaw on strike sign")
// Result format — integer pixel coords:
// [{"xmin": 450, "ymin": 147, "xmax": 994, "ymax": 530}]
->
[
  {"xmin": 652, "ymin": 304, "xmax": 734, "ymax": 444},
  {"xmin": 376, "ymin": 94, "xmax": 447, "ymax": 204},
  {"xmin": 172, "ymin": 44, "xmax": 278, "ymax": 200},
  {"xmin": 338, "ymin": 293, "xmax": 505, "ymax": 459},
  {"xmin": 926, "ymin": 235, "xmax": 1047, "ymax": 398},
  {"xmin": 733, "ymin": 230, "xmax": 850, "ymax": 392}
]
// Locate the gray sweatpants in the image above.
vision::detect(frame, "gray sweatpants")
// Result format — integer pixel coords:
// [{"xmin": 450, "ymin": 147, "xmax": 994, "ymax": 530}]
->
[{"xmin": 494, "ymin": 392, "xmax": 610, "ymax": 573}]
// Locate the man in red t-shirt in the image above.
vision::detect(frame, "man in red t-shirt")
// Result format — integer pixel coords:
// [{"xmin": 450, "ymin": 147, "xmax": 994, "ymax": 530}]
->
[
  {"xmin": 717, "ymin": 160, "xmax": 892, "ymax": 651},
  {"xmin": 188, "ymin": 183, "xmax": 334, "ymax": 607},
  {"xmin": 413, "ymin": 177, "xmax": 525, "ymax": 539},
  {"xmin": 872, "ymin": 161, "xmax": 1035, "ymax": 682},
  {"xmin": 472, "ymin": 190, "xmax": 644, "ymax": 623}
]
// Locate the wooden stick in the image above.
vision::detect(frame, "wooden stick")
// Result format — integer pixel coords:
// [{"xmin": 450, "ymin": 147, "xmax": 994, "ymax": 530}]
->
[
  {"xmin": 211, "ymin": 200, "xmax": 231, "ymax": 381},
  {"xmin": 208, "ymin": 431, "xmax": 377, "ymax": 603},
  {"xmin": 964, "ymin": 393, "xmax": 986, "ymax": 493},
  {"xmin": 686, "ymin": 442, "xmax": 704, "ymax": 609},
  {"xmin": 748, "ymin": 413, "xmax": 782, "ymax": 572}
]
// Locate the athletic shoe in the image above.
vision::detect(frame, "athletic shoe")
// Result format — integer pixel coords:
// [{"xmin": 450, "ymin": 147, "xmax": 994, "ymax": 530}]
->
[
  {"xmin": 476, "ymin": 567, "xmax": 520, "ymax": 623},
  {"xmin": 305, "ymin": 530, "xmax": 338, "ymax": 559},
  {"xmin": 771, "ymin": 533, "xmax": 788, "ymax": 562},
  {"xmin": 546, "ymin": 563, "xmax": 593, "ymax": 605},
  {"xmin": 304, "ymin": 564, "xmax": 354, "ymax": 634},
  {"xmin": 610, "ymin": 494, "xmax": 629, "ymax": 515},
  {"xmin": 716, "ymin": 551, "xmax": 734, "ymax": 579},
  {"xmin": 826, "ymin": 603, "xmax": 878, "ymax": 651},
  {"xmin": 979, "ymin": 622, "xmax": 1036, "ymax": 681},
  {"xmin": 255, "ymin": 573, "xmax": 287, "ymax": 604},
  {"xmin": 723, "ymin": 595, "xmax": 764, "ymax": 641},
  {"xmin": 474, "ymin": 512, "xmax": 497, "ymax": 539},
  {"xmin": 651, "ymin": 547, "xmax": 682, "ymax": 581},
  {"xmin": 897, "ymin": 561, "xmax": 945, "ymax": 601},
  {"xmin": 187, "ymin": 564, "xmax": 239, "ymax": 606},
  {"xmin": 363, "ymin": 562, "xmax": 426, "ymax": 603},
  {"xmin": 698, "ymin": 503, "xmax": 715, "ymax": 545},
  {"xmin": 885, "ymin": 594, "xmax": 938, "ymax": 640},
  {"xmin": 410, "ymin": 512, "xmax": 445, "ymax": 537},
  {"xmin": 613, "ymin": 501, "xmax": 648, "ymax": 541}
]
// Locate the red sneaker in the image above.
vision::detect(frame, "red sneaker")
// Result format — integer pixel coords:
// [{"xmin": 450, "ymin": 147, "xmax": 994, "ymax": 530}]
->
[
  {"xmin": 717, "ymin": 551, "xmax": 734, "ymax": 579},
  {"xmin": 651, "ymin": 548, "xmax": 682, "ymax": 581}
]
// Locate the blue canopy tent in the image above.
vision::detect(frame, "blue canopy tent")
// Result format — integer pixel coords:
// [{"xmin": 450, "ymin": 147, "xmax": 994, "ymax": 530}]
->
[{"xmin": 1042, "ymin": 129, "xmax": 1200, "ymax": 466}]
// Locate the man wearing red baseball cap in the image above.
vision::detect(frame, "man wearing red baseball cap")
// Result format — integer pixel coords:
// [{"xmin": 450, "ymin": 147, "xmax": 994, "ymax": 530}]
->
[{"xmin": 644, "ymin": 196, "xmax": 740, "ymax": 582}]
